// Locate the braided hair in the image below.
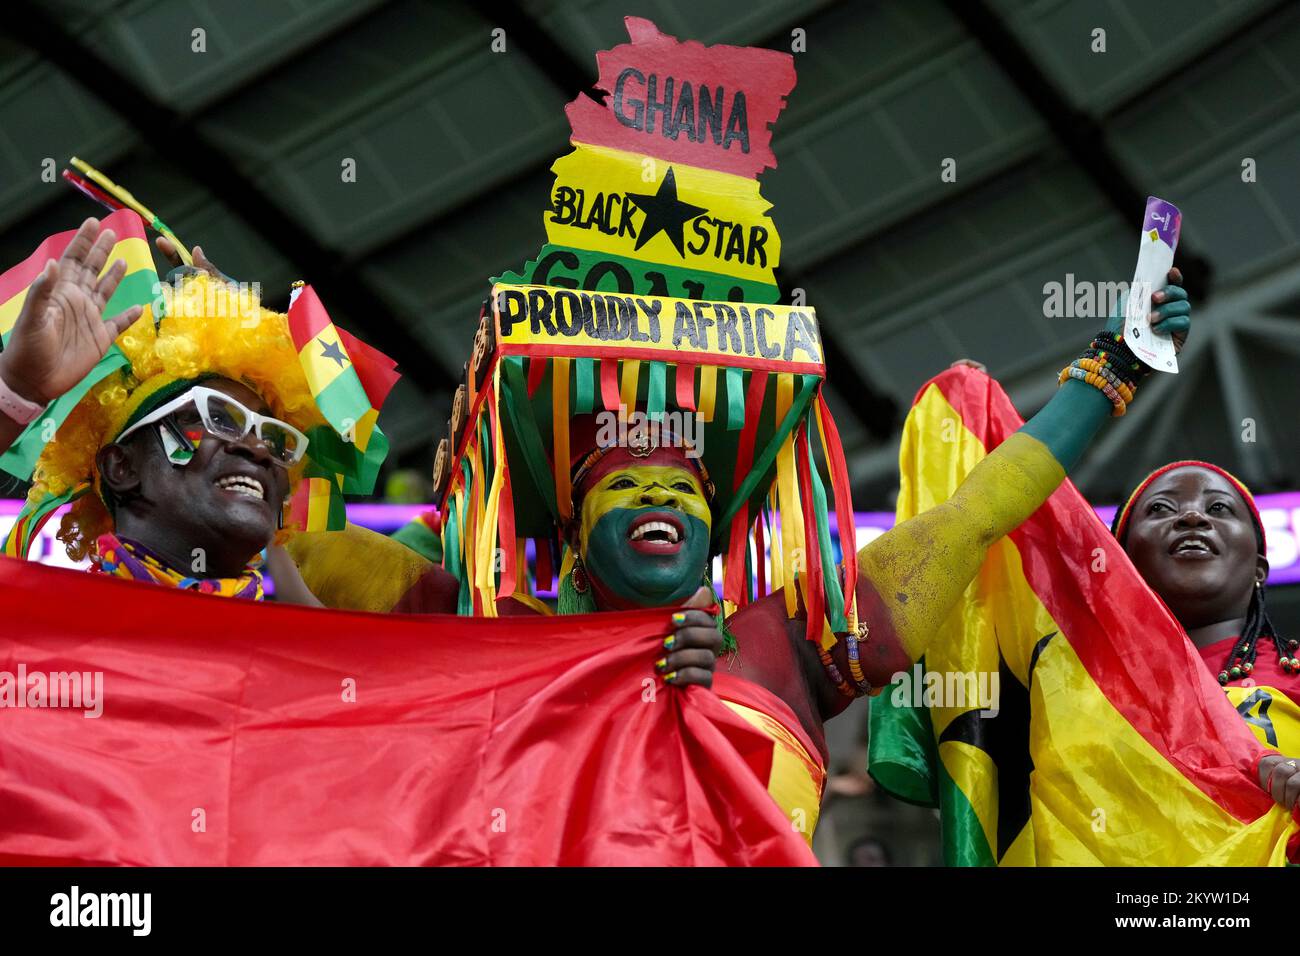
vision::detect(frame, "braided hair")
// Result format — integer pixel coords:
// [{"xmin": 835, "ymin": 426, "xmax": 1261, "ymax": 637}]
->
[{"xmin": 1112, "ymin": 460, "xmax": 1296, "ymax": 684}]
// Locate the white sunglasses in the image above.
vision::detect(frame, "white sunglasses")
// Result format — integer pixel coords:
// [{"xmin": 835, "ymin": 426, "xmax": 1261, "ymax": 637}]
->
[{"xmin": 117, "ymin": 385, "xmax": 309, "ymax": 467}]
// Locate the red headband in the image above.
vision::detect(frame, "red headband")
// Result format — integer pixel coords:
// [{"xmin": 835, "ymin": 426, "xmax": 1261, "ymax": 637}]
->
[{"xmin": 1112, "ymin": 459, "xmax": 1266, "ymax": 552}]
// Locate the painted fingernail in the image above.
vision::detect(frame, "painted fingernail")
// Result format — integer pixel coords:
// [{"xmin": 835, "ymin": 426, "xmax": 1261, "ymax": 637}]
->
[
  {"xmin": 655, "ymin": 657, "xmax": 667, "ymax": 671},
  {"xmin": 663, "ymin": 671, "xmax": 677, "ymax": 683},
  {"xmin": 1152, "ymin": 291, "xmax": 1165, "ymax": 303},
  {"xmin": 663, "ymin": 636, "xmax": 676, "ymax": 650},
  {"xmin": 671, "ymin": 612, "xmax": 686, "ymax": 626}
]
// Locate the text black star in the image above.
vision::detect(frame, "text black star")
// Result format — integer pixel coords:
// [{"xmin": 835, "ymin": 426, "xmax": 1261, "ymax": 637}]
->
[
  {"xmin": 626, "ymin": 168, "xmax": 707, "ymax": 257},
  {"xmin": 320, "ymin": 339, "xmax": 349, "ymax": 368}
]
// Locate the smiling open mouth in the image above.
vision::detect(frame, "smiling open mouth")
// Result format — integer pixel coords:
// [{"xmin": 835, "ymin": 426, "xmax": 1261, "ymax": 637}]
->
[
  {"xmin": 215, "ymin": 475, "xmax": 266, "ymax": 501},
  {"xmin": 1170, "ymin": 534, "xmax": 1216, "ymax": 557},
  {"xmin": 627, "ymin": 512, "xmax": 684, "ymax": 555}
]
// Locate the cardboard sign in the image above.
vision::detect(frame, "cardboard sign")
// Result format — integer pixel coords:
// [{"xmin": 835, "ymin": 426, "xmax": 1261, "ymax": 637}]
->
[
  {"xmin": 496, "ymin": 17, "xmax": 796, "ymax": 305},
  {"xmin": 492, "ymin": 283, "xmax": 824, "ymax": 374}
]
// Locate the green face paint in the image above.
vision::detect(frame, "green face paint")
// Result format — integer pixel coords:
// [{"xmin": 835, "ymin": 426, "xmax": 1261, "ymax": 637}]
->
[{"xmin": 579, "ymin": 464, "xmax": 712, "ymax": 607}]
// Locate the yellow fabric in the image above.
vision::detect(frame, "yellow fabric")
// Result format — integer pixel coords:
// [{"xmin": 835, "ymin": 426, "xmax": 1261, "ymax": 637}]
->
[
  {"xmin": 698, "ymin": 365, "xmax": 717, "ymax": 422},
  {"xmin": 1225, "ymin": 684, "xmax": 1300, "ymax": 756},
  {"xmin": 890, "ymin": 382, "xmax": 1296, "ymax": 865},
  {"xmin": 287, "ymin": 522, "xmax": 432, "ymax": 613},
  {"xmin": 723, "ymin": 700, "xmax": 824, "ymax": 846}
]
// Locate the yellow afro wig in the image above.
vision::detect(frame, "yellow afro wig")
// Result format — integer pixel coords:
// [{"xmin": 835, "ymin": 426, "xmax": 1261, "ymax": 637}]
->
[{"xmin": 28, "ymin": 273, "xmax": 324, "ymax": 561}]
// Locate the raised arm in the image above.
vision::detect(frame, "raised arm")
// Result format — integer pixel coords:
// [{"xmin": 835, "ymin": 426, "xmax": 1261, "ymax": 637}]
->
[
  {"xmin": 0, "ymin": 219, "xmax": 144, "ymax": 455},
  {"xmin": 855, "ymin": 269, "xmax": 1190, "ymax": 669}
]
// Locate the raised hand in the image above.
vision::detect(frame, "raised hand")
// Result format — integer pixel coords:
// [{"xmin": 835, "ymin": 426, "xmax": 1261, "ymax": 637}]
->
[
  {"xmin": 1106, "ymin": 266, "xmax": 1190, "ymax": 354},
  {"xmin": 155, "ymin": 236, "xmax": 225, "ymax": 280},
  {"xmin": 0, "ymin": 218, "xmax": 144, "ymax": 407}
]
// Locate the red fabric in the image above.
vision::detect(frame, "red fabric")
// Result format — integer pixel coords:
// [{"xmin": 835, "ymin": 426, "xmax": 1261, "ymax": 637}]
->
[
  {"xmin": 1199, "ymin": 636, "xmax": 1300, "ymax": 699},
  {"xmin": 930, "ymin": 367, "xmax": 1275, "ymax": 824},
  {"xmin": 337, "ymin": 327, "xmax": 400, "ymax": 410},
  {"xmin": 0, "ymin": 557, "xmax": 816, "ymax": 866}
]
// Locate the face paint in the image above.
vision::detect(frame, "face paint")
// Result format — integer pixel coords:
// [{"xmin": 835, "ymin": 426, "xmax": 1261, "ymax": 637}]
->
[
  {"xmin": 578, "ymin": 464, "xmax": 712, "ymax": 607},
  {"xmin": 158, "ymin": 424, "xmax": 195, "ymax": 466}
]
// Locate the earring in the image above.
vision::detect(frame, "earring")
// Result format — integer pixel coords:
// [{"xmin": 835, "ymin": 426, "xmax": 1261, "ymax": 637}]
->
[{"xmin": 572, "ymin": 556, "xmax": 589, "ymax": 594}]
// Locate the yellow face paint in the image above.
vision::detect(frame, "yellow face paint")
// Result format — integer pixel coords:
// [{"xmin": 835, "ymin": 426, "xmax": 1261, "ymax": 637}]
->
[{"xmin": 578, "ymin": 464, "xmax": 712, "ymax": 555}]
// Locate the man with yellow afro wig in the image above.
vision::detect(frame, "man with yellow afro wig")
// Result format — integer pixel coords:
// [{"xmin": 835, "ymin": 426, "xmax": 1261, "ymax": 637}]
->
[{"xmin": 0, "ymin": 217, "xmax": 329, "ymax": 602}]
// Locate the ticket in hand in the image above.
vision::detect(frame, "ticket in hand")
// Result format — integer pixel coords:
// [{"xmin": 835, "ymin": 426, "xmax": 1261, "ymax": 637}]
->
[{"xmin": 1123, "ymin": 196, "xmax": 1182, "ymax": 373}]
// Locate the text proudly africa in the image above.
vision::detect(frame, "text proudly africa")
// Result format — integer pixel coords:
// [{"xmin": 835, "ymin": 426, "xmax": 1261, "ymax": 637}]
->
[{"xmin": 493, "ymin": 285, "xmax": 823, "ymax": 367}]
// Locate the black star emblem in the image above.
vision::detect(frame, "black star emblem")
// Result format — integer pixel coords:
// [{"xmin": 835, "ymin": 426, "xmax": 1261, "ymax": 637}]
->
[
  {"xmin": 626, "ymin": 168, "xmax": 707, "ymax": 257},
  {"xmin": 320, "ymin": 339, "xmax": 349, "ymax": 369}
]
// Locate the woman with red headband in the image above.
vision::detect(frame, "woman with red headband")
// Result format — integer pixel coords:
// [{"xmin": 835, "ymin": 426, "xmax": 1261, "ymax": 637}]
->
[{"xmin": 1113, "ymin": 461, "xmax": 1300, "ymax": 816}]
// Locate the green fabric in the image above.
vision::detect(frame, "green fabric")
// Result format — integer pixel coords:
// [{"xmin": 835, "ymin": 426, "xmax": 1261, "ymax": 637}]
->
[
  {"xmin": 574, "ymin": 357, "xmax": 595, "ymax": 414},
  {"xmin": 646, "ymin": 360, "xmax": 666, "ymax": 419},
  {"xmin": 499, "ymin": 357, "xmax": 559, "ymax": 523},
  {"xmin": 807, "ymin": 424, "xmax": 846, "ymax": 632},
  {"xmin": 725, "ymin": 367, "xmax": 745, "ymax": 431},
  {"xmin": 868, "ymin": 668, "xmax": 940, "ymax": 807},
  {"xmin": 715, "ymin": 372, "xmax": 819, "ymax": 535},
  {"xmin": 391, "ymin": 518, "xmax": 443, "ymax": 563},
  {"xmin": 0, "ymin": 345, "xmax": 131, "ymax": 481}
]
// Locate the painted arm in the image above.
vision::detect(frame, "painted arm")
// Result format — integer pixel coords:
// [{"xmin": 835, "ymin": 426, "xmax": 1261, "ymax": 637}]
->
[{"xmin": 855, "ymin": 270, "xmax": 1191, "ymax": 668}]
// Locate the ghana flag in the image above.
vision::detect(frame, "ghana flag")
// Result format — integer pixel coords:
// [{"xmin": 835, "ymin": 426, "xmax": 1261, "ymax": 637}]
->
[
  {"xmin": 0, "ymin": 209, "xmax": 156, "ymax": 482},
  {"xmin": 286, "ymin": 283, "xmax": 398, "ymax": 531},
  {"xmin": 868, "ymin": 366, "xmax": 1300, "ymax": 866}
]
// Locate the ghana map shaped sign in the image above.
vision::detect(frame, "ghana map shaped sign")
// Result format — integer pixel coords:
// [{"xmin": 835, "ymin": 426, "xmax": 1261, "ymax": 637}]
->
[{"xmin": 497, "ymin": 16, "xmax": 796, "ymax": 303}]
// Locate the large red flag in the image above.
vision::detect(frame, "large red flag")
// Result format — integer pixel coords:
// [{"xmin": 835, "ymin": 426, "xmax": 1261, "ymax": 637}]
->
[{"xmin": 0, "ymin": 558, "xmax": 815, "ymax": 866}]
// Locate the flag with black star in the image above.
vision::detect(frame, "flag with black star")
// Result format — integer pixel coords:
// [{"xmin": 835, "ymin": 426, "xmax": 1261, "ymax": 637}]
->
[{"xmin": 868, "ymin": 366, "xmax": 1298, "ymax": 866}]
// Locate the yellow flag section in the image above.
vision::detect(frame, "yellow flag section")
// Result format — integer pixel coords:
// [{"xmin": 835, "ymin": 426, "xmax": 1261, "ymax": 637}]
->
[
  {"xmin": 868, "ymin": 366, "xmax": 1298, "ymax": 866},
  {"xmin": 1225, "ymin": 684, "xmax": 1300, "ymax": 757},
  {"xmin": 546, "ymin": 142, "xmax": 779, "ymax": 286}
]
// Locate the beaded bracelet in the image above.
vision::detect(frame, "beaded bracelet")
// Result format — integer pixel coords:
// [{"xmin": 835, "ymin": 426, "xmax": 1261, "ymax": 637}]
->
[
  {"xmin": 1075, "ymin": 357, "xmax": 1134, "ymax": 403},
  {"xmin": 844, "ymin": 622, "xmax": 874, "ymax": 697},
  {"xmin": 1081, "ymin": 347, "xmax": 1143, "ymax": 392},
  {"xmin": 819, "ymin": 646, "xmax": 857, "ymax": 698},
  {"xmin": 1089, "ymin": 331, "xmax": 1149, "ymax": 383},
  {"xmin": 1060, "ymin": 364, "xmax": 1127, "ymax": 415}
]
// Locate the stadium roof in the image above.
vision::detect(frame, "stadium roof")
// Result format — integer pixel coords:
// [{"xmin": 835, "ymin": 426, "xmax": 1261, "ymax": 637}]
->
[{"xmin": 2, "ymin": 0, "xmax": 1298, "ymax": 505}]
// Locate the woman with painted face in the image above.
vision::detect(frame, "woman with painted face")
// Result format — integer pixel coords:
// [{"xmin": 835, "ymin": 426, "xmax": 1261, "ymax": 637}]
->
[{"xmin": 1113, "ymin": 461, "xmax": 1300, "ymax": 816}]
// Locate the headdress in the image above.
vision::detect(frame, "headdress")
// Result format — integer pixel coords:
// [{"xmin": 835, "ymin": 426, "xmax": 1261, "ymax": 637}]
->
[{"xmin": 429, "ymin": 19, "xmax": 862, "ymax": 659}]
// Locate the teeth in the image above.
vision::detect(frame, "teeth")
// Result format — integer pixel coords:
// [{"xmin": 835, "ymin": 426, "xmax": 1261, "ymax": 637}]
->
[
  {"xmin": 631, "ymin": 520, "xmax": 680, "ymax": 543},
  {"xmin": 215, "ymin": 476, "xmax": 265, "ymax": 501},
  {"xmin": 1176, "ymin": 538, "xmax": 1210, "ymax": 553}
]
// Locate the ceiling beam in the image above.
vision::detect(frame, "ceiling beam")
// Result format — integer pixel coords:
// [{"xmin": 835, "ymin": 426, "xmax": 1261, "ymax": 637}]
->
[{"xmin": 6, "ymin": 0, "xmax": 448, "ymax": 398}]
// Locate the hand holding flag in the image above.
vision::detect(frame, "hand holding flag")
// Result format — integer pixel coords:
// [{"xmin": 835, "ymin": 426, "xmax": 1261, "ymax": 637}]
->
[{"xmin": 0, "ymin": 217, "xmax": 144, "ymax": 407}]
